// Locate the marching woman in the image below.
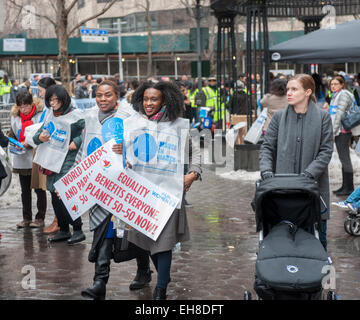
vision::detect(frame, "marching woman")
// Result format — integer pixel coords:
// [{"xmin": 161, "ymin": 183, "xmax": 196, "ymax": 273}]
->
[
  {"xmin": 38, "ymin": 77, "xmax": 57, "ymax": 123},
  {"xmin": 326, "ymin": 75, "xmax": 356, "ymax": 196},
  {"xmin": 81, "ymin": 80, "xmax": 152, "ymax": 300},
  {"xmin": 9, "ymin": 90, "xmax": 47, "ymax": 228},
  {"xmin": 36, "ymin": 77, "xmax": 59, "ymax": 234},
  {"xmin": 259, "ymin": 74, "xmax": 333, "ymax": 250},
  {"xmin": 125, "ymin": 81, "xmax": 202, "ymax": 300},
  {"xmin": 32, "ymin": 85, "xmax": 86, "ymax": 244}
]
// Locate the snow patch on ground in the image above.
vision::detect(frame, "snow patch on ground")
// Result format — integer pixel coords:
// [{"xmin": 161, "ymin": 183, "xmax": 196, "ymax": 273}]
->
[{"xmin": 216, "ymin": 149, "xmax": 360, "ymax": 186}]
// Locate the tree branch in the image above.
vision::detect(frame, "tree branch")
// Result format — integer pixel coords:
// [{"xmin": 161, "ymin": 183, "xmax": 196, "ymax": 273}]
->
[
  {"xmin": 67, "ymin": 0, "xmax": 117, "ymax": 36},
  {"xmin": 65, "ymin": 0, "xmax": 78, "ymax": 16},
  {"xmin": 8, "ymin": 0, "xmax": 56, "ymax": 27}
]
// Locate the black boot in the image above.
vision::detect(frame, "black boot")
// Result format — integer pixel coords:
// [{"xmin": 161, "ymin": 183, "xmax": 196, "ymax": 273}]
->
[
  {"xmin": 48, "ymin": 230, "xmax": 71, "ymax": 242},
  {"xmin": 153, "ymin": 287, "xmax": 167, "ymax": 300},
  {"xmin": 336, "ymin": 172, "xmax": 354, "ymax": 196},
  {"xmin": 81, "ymin": 238, "xmax": 113, "ymax": 300},
  {"xmin": 129, "ymin": 256, "xmax": 152, "ymax": 290},
  {"xmin": 81, "ymin": 279, "xmax": 106, "ymax": 300},
  {"xmin": 67, "ymin": 230, "xmax": 86, "ymax": 245},
  {"xmin": 333, "ymin": 169, "xmax": 345, "ymax": 194}
]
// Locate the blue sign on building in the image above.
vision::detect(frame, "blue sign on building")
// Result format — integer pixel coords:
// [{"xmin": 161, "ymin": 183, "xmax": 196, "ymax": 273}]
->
[{"xmin": 80, "ymin": 28, "xmax": 108, "ymax": 36}]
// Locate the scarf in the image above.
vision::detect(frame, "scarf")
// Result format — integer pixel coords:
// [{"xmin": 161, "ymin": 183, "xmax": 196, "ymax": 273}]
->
[
  {"xmin": 19, "ymin": 104, "xmax": 36, "ymax": 142},
  {"xmin": 276, "ymin": 101, "xmax": 322, "ymax": 175},
  {"xmin": 148, "ymin": 105, "xmax": 167, "ymax": 122},
  {"xmin": 98, "ymin": 107, "xmax": 118, "ymax": 125}
]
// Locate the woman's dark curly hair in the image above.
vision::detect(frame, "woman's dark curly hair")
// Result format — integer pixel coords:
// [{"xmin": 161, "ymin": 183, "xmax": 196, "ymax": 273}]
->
[{"xmin": 131, "ymin": 81, "xmax": 184, "ymax": 121}]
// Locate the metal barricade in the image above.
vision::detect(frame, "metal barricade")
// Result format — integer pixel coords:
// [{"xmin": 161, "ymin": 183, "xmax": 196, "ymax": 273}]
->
[
  {"xmin": 71, "ymin": 98, "xmax": 97, "ymax": 111},
  {"xmin": 0, "ymin": 103, "xmax": 13, "ymax": 133}
]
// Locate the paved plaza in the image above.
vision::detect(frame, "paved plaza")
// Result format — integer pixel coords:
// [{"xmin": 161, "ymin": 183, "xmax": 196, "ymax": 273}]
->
[{"xmin": 0, "ymin": 161, "xmax": 360, "ymax": 300}]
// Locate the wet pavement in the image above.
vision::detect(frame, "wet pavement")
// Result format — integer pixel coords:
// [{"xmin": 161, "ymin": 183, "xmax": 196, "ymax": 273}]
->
[{"xmin": 0, "ymin": 160, "xmax": 360, "ymax": 300}]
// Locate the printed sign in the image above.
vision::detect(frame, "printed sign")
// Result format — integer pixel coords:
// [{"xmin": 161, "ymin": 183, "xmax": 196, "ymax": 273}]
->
[
  {"xmin": 54, "ymin": 145, "xmax": 110, "ymax": 220},
  {"xmin": 3, "ymin": 38, "xmax": 26, "ymax": 52},
  {"xmin": 84, "ymin": 139, "xmax": 179, "ymax": 241}
]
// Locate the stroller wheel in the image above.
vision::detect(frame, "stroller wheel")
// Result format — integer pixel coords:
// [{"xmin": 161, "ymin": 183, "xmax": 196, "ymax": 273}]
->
[
  {"xmin": 350, "ymin": 217, "xmax": 360, "ymax": 236},
  {"xmin": 244, "ymin": 291, "xmax": 252, "ymax": 300},
  {"xmin": 344, "ymin": 217, "xmax": 353, "ymax": 235},
  {"xmin": 327, "ymin": 291, "xmax": 337, "ymax": 300}
]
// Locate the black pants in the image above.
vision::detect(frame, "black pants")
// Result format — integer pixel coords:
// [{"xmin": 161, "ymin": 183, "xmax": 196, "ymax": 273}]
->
[
  {"xmin": 50, "ymin": 191, "xmax": 82, "ymax": 232},
  {"xmin": 335, "ymin": 132, "xmax": 353, "ymax": 173},
  {"xmin": 19, "ymin": 174, "xmax": 47, "ymax": 221}
]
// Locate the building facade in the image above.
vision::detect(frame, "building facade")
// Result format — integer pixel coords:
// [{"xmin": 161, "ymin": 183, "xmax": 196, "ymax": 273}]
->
[{"xmin": 0, "ymin": 0, "xmax": 358, "ymax": 82}]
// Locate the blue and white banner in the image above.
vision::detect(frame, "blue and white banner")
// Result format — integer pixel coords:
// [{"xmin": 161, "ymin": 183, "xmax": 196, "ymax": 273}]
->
[
  {"xmin": 123, "ymin": 113, "xmax": 189, "ymax": 209},
  {"xmin": 34, "ymin": 109, "xmax": 83, "ymax": 173}
]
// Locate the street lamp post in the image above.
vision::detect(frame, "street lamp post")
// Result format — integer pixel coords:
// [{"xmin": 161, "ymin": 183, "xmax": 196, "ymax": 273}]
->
[
  {"xmin": 195, "ymin": 0, "xmax": 203, "ymax": 107},
  {"xmin": 117, "ymin": 18, "xmax": 124, "ymax": 81}
]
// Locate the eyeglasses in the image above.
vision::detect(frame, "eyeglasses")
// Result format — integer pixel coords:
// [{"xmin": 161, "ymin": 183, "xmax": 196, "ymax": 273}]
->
[
  {"xmin": 19, "ymin": 104, "xmax": 32, "ymax": 109},
  {"xmin": 49, "ymin": 97, "xmax": 59, "ymax": 103}
]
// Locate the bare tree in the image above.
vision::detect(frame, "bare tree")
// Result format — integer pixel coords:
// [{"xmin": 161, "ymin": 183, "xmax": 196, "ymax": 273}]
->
[
  {"xmin": 179, "ymin": 0, "xmax": 217, "ymax": 75},
  {"xmin": 145, "ymin": 0, "xmax": 152, "ymax": 78},
  {"xmin": 7, "ymin": 0, "xmax": 117, "ymax": 91},
  {"xmin": 133, "ymin": 0, "xmax": 152, "ymax": 78}
]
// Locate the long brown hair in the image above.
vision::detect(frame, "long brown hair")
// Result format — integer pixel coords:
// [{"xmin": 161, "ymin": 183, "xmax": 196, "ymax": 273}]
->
[
  {"xmin": 288, "ymin": 74, "xmax": 316, "ymax": 103},
  {"xmin": 330, "ymin": 75, "xmax": 347, "ymax": 90}
]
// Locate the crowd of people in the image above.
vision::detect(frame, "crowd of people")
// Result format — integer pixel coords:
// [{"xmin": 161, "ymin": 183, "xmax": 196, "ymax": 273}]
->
[
  {"xmin": 0, "ymin": 74, "xmax": 202, "ymax": 300},
  {"xmin": 0, "ymin": 68, "xmax": 360, "ymax": 299}
]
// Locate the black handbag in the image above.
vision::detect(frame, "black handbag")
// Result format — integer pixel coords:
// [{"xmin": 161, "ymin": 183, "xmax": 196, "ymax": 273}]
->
[{"xmin": 341, "ymin": 105, "xmax": 360, "ymax": 130}]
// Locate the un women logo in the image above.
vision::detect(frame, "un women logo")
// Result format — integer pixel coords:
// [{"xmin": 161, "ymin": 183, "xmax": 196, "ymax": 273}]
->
[
  {"xmin": 87, "ymin": 137, "xmax": 102, "ymax": 156},
  {"xmin": 133, "ymin": 133, "xmax": 157, "ymax": 162}
]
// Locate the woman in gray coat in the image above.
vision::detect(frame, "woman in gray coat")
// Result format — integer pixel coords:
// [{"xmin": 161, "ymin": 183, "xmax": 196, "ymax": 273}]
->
[
  {"xmin": 326, "ymin": 75, "xmax": 355, "ymax": 196},
  {"xmin": 127, "ymin": 81, "xmax": 202, "ymax": 300},
  {"xmin": 259, "ymin": 74, "xmax": 333, "ymax": 250}
]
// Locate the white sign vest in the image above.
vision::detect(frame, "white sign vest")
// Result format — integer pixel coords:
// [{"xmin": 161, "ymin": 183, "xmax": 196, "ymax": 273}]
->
[
  {"xmin": 11, "ymin": 113, "xmax": 41, "ymax": 169},
  {"xmin": 34, "ymin": 108, "xmax": 83, "ymax": 173},
  {"xmin": 82, "ymin": 107, "xmax": 104, "ymax": 160},
  {"xmin": 123, "ymin": 113, "xmax": 189, "ymax": 209},
  {"xmin": 116, "ymin": 99, "xmax": 136, "ymax": 119},
  {"xmin": 82, "ymin": 105, "xmax": 133, "ymax": 160}
]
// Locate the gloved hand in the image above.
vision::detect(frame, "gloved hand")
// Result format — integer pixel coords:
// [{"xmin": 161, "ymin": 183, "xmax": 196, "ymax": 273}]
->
[{"xmin": 261, "ymin": 171, "xmax": 274, "ymax": 180}]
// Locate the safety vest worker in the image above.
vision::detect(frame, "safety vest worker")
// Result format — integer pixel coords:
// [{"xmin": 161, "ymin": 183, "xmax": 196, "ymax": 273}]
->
[{"xmin": 204, "ymin": 77, "xmax": 225, "ymax": 122}]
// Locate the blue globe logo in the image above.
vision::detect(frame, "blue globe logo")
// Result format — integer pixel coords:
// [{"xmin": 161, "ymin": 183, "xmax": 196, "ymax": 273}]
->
[
  {"xmin": 133, "ymin": 133, "xmax": 157, "ymax": 162},
  {"xmin": 87, "ymin": 137, "xmax": 103, "ymax": 156},
  {"xmin": 45, "ymin": 121, "xmax": 55, "ymax": 135},
  {"xmin": 102, "ymin": 118, "xmax": 123, "ymax": 143}
]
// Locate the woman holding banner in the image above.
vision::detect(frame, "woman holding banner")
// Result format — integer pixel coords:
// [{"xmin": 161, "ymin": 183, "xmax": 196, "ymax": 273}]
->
[
  {"xmin": 32, "ymin": 85, "xmax": 86, "ymax": 244},
  {"xmin": 125, "ymin": 81, "xmax": 202, "ymax": 300},
  {"xmin": 36, "ymin": 77, "xmax": 59, "ymax": 234},
  {"xmin": 80, "ymin": 80, "xmax": 152, "ymax": 300}
]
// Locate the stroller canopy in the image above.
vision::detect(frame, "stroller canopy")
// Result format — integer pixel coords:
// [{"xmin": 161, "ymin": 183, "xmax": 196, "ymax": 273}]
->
[{"xmin": 254, "ymin": 175, "xmax": 321, "ymax": 233}]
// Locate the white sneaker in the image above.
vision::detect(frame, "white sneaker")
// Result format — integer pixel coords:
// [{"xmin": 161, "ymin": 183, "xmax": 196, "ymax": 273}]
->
[
  {"xmin": 331, "ymin": 201, "xmax": 349, "ymax": 210},
  {"xmin": 347, "ymin": 203, "xmax": 359, "ymax": 213}
]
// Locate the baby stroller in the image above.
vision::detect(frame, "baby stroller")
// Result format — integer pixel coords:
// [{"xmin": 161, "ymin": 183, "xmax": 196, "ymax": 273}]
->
[{"xmin": 245, "ymin": 174, "xmax": 337, "ymax": 300}]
